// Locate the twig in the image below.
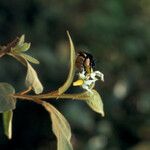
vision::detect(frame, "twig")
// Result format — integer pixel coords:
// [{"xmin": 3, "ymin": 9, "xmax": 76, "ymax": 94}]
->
[{"xmin": 0, "ymin": 37, "xmax": 19, "ymax": 58}]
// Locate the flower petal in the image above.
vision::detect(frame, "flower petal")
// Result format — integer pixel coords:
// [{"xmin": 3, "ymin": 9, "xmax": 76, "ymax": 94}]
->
[
  {"xmin": 79, "ymin": 70, "xmax": 86, "ymax": 79},
  {"xmin": 73, "ymin": 79, "xmax": 84, "ymax": 86},
  {"xmin": 82, "ymin": 84, "xmax": 93, "ymax": 93},
  {"xmin": 84, "ymin": 79, "xmax": 95, "ymax": 86},
  {"xmin": 90, "ymin": 72, "xmax": 96, "ymax": 79},
  {"xmin": 95, "ymin": 71, "xmax": 104, "ymax": 81}
]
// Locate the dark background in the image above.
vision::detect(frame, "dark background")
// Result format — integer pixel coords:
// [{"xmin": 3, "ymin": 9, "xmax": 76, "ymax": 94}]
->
[{"xmin": 0, "ymin": 0, "xmax": 150, "ymax": 150}]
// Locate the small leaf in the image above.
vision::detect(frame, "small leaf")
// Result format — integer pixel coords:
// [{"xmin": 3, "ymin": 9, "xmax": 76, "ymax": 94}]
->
[
  {"xmin": 25, "ymin": 62, "xmax": 43, "ymax": 94},
  {"xmin": 16, "ymin": 43, "xmax": 31, "ymax": 52},
  {"xmin": 18, "ymin": 34, "xmax": 25, "ymax": 45},
  {"xmin": 71, "ymin": 90, "xmax": 104, "ymax": 116},
  {"xmin": 11, "ymin": 35, "xmax": 31, "ymax": 53},
  {"xmin": 3, "ymin": 110, "xmax": 13, "ymax": 139},
  {"xmin": 23, "ymin": 43, "xmax": 31, "ymax": 51},
  {"xmin": 86, "ymin": 90, "xmax": 104, "ymax": 116},
  {"xmin": 20, "ymin": 53, "xmax": 39, "ymax": 64},
  {"xmin": 0, "ymin": 83, "xmax": 16, "ymax": 113},
  {"xmin": 42, "ymin": 101, "xmax": 73, "ymax": 150},
  {"xmin": 58, "ymin": 31, "xmax": 75, "ymax": 95}
]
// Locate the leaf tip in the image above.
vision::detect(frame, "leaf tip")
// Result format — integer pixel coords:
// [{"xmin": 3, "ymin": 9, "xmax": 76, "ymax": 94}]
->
[
  {"xmin": 20, "ymin": 34, "xmax": 25, "ymax": 40},
  {"xmin": 101, "ymin": 111, "xmax": 105, "ymax": 117},
  {"xmin": 66, "ymin": 30, "xmax": 70, "ymax": 35},
  {"xmin": 25, "ymin": 62, "xmax": 43, "ymax": 94},
  {"xmin": 19, "ymin": 34, "xmax": 25, "ymax": 44},
  {"xmin": 66, "ymin": 30, "xmax": 72, "ymax": 40}
]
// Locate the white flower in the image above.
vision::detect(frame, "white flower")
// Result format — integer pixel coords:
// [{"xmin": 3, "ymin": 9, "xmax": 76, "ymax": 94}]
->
[
  {"xmin": 90, "ymin": 71, "xmax": 104, "ymax": 82},
  {"xmin": 73, "ymin": 69, "xmax": 104, "ymax": 93}
]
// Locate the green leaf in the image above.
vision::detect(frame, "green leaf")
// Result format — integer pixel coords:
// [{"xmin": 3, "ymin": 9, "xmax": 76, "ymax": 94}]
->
[
  {"xmin": 18, "ymin": 34, "xmax": 25, "ymax": 45},
  {"xmin": 58, "ymin": 31, "xmax": 75, "ymax": 95},
  {"xmin": 17, "ymin": 43, "xmax": 31, "ymax": 52},
  {"xmin": 0, "ymin": 83, "xmax": 16, "ymax": 113},
  {"xmin": 86, "ymin": 90, "xmax": 104, "ymax": 116},
  {"xmin": 20, "ymin": 53, "xmax": 39, "ymax": 64},
  {"xmin": 70, "ymin": 90, "xmax": 104, "ymax": 116},
  {"xmin": 11, "ymin": 35, "xmax": 31, "ymax": 53},
  {"xmin": 3, "ymin": 110, "xmax": 13, "ymax": 139},
  {"xmin": 25, "ymin": 62, "xmax": 43, "ymax": 94},
  {"xmin": 42, "ymin": 101, "xmax": 73, "ymax": 150}
]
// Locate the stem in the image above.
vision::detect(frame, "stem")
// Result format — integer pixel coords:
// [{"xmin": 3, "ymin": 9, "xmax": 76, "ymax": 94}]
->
[
  {"xmin": 13, "ymin": 93, "xmax": 44, "ymax": 105},
  {"xmin": 31, "ymin": 98, "xmax": 43, "ymax": 105},
  {"xmin": 19, "ymin": 86, "xmax": 32, "ymax": 95},
  {"xmin": 0, "ymin": 37, "xmax": 19, "ymax": 58},
  {"xmin": 13, "ymin": 91, "xmax": 89, "ymax": 101}
]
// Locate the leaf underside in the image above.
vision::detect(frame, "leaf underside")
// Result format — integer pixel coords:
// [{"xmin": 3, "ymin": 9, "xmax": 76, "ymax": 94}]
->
[
  {"xmin": 72, "ymin": 90, "xmax": 104, "ymax": 116},
  {"xmin": 20, "ymin": 53, "xmax": 39, "ymax": 64},
  {"xmin": 3, "ymin": 110, "xmax": 13, "ymax": 139},
  {"xmin": 42, "ymin": 101, "xmax": 73, "ymax": 150},
  {"xmin": 0, "ymin": 83, "xmax": 16, "ymax": 113},
  {"xmin": 25, "ymin": 61, "xmax": 43, "ymax": 94},
  {"xmin": 86, "ymin": 90, "xmax": 104, "ymax": 116},
  {"xmin": 58, "ymin": 31, "xmax": 76, "ymax": 95}
]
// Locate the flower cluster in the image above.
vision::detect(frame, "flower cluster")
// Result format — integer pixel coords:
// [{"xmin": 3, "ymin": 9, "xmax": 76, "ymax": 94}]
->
[{"xmin": 73, "ymin": 69, "xmax": 104, "ymax": 93}]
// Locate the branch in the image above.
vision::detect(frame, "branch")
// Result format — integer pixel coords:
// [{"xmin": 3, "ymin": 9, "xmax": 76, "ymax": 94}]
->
[
  {"xmin": 13, "ymin": 91, "xmax": 89, "ymax": 101},
  {"xmin": 0, "ymin": 37, "xmax": 19, "ymax": 58}
]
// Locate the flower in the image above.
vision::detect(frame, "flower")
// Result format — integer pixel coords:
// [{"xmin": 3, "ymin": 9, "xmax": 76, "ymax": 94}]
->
[{"xmin": 73, "ymin": 69, "xmax": 104, "ymax": 93}]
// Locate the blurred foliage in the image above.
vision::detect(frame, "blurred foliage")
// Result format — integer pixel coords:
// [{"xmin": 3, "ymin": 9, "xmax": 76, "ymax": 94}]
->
[{"xmin": 0, "ymin": 0, "xmax": 149, "ymax": 150}]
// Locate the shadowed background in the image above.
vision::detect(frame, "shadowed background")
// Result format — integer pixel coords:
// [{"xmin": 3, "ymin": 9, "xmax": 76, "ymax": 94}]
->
[{"xmin": 0, "ymin": 0, "xmax": 149, "ymax": 150}]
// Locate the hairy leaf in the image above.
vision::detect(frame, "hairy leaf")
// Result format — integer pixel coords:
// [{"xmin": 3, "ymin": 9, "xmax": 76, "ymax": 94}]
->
[
  {"xmin": 12, "ymin": 43, "xmax": 31, "ymax": 53},
  {"xmin": 58, "ymin": 31, "xmax": 75, "ymax": 95},
  {"xmin": 3, "ymin": 110, "xmax": 13, "ymax": 139},
  {"xmin": 25, "ymin": 62, "xmax": 43, "ymax": 94},
  {"xmin": 10, "ymin": 35, "xmax": 39, "ymax": 64},
  {"xmin": 11, "ymin": 35, "xmax": 31, "ymax": 53},
  {"xmin": 20, "ymin": 53, "xmax": 39, "ymax": 64},
  {"xmin": 18, "ymin": 34, "xmax": 25, "ymax": 45},
  {"xmin": 0, "ymin": 83, "xmax": 16, "ymax": 113},
  {"xmin": 42, "ymin": 101, "xmax": 73, "ymax": 150},
  {"xmin": 86, "ymin": 90, "xmax": 104, "ymax": 116},
  {"xmin": 71, "ymin": 90, "xmax": 104, "ymax": 116}
]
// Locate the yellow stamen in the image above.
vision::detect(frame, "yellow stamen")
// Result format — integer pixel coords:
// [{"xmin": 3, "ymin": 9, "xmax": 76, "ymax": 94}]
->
[
  {"xmin": 85, "ymin": 66, "xmax": 91, "ymax": 74},
  {"xmin": 73, "ymin": 79, "xmax": 84, "ymax": 86}
]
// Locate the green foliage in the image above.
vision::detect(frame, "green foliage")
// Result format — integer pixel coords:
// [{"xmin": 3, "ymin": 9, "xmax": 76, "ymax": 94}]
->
[
  {"xmin": 43, "ymin": 101, "xmax": 73, "ymax": 150},
  {"xmin": 67, "ymin": 90, "xmax": 104, "ymax": 116},
  {"xmin": 20, "ymin": 53, "xmax": 39, "ymax": 64},
  {"xmin": 0, "ymin": 33, "xmax": 104, "ymax": 150},
  {"xmin": 11, "ymin": 35, "xmax": 30, "ymax": 53},
  {"xmin": 86, "ymin": 90, "xmax": 104, "ymax": 116},
  {"xmin": 0, "ymin": 83, "xmax": 16, "ymax": 112},
  {"xmin": 58, "ymin": 31, "xmax": 76, "ymax": 95},
  {"xmin": 3, "ymin": 110, "xmax": 13, "ymax": 139},
  {"xmin": 25, "ymin": 61, "xmax": 43, "ymax": 94},
  {"xmin": 0, "ymin": 1, "xmax": 149, "ymax": 149},
  {"xmin": 11, "ymin": 35, "xmax": 39, "ymax": 65}
]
